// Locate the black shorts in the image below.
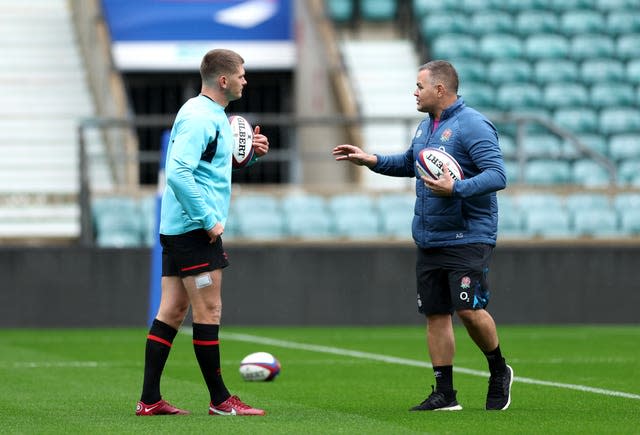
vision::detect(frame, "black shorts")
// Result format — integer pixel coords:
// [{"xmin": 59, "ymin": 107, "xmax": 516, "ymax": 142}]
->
[
  {"xmin": 416, "ymin": 243, "xmax": 493, "ymax": 316},
  {"xmin": 160, "ymin": 229, "xmax": 229, "ymax": 277}
]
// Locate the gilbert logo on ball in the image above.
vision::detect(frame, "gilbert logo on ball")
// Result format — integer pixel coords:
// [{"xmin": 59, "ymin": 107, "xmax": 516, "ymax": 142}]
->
[
  {"xmin": 239, "ymin": 352, "xmax": 281, "ymax": 381},
  {"xmin": 229, "ymin": 115, "xmax": 255, "ymax": 168},
  {"xmin": 416, "ymin": 148, "xmax": 464, "ymax": 181}
]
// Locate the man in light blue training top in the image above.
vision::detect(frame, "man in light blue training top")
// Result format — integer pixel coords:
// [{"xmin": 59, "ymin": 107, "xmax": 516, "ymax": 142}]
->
[
  {"xmin": 136, "ymin": 48, "xmax": 269, "ymax": 417},
  {"xmin": 333, "ymin": 60, "xmax": 512, "ymax": 412}
]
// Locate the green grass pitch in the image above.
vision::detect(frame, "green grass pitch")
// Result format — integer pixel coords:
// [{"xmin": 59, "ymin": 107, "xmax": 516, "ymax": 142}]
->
[{"xmin": 1, "ymin": 325, "xmax": 639, "ymax": 434}]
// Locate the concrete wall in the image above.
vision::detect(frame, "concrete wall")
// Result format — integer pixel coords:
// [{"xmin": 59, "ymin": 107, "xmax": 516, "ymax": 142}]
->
[{"xmin": 1, "ymin": 243, "xmax": 639, "ymax": 327}]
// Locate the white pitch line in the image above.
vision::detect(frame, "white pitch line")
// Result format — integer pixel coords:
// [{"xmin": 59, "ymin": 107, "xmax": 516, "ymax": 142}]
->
[{"xmin": 217, "ymin": 331, "xmax": 640, "ymax": 401}]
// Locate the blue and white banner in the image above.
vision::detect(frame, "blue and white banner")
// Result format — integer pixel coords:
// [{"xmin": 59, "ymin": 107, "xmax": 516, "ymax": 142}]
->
[{"xmin": 101, "ymin": 0, "xmax": 295, "ymax": 70}]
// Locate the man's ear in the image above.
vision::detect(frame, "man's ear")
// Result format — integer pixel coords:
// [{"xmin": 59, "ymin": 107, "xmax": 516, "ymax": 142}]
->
[{"xmin": 218, "ymin": 75, "xmax": 228, "ymax": 89}]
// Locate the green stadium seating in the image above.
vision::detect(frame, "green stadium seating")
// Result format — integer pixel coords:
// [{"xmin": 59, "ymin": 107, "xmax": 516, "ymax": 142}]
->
[
  {"xmin": 619, "ymin": 209, "xmax": 640, "ymax": 235},
  {"xmin": 548, "ymin": 0, "xmax": 596, "ymax": 11},
  {"xmin": 525, "ymin": 35, "xmax": 570, "ymax": 59},
  {"xmin": 571, "ymin": 159, "xmax": 612, "ymax": 187},
  {"xmin": 595, "ymin": 0, "xmax": 638, "ymax": 11},
  {"xmin": 360, "ymin": 0, "xmax": 397, "ymax": 21},
  {"xmin": 523, "ymin": 159, "xmax": 572, "ymax": 185},
  {"xmin": 325, "ymin": 0, "xmax": 354, "ymax": 23},
  {"xmin": 573, "ymin": 209, "xmax": 620, "ymax": 238},
  {"xmin": 412, "ymin": 0, "xmax": 459, "ymax": 16},
  {"xmin": 479, "ymin": 34, "xmax": 523, "ymax": 59},
  {"xmin": 616, "ymin": 34, "xmax": 640, "ymax": 59},
  {"xmin": 525, "ymin": 209, "xmax": 573, "ymax": 238},
  {"xmin": 553, "ymin": 108, "xmax": 598, "ymax": 134},
  {"xmin": 560, "ymin": 10, "xmax": 606, "ymax": 35},
  {"xmin": 328, "ymin": 193, "xmax": 375, "ymax": 214},
  {"xmin": 460, "ymin": 0, "xmax": 496, "ymax": 12},
  {"xmin": 517, "ymin": 192, "xmax": 564, "ymax": 210},
  {"xmin": 496, "ymin": 83, "xmax": 542, "ymax": 110},
  {"xmin": 376, "ymin": 193, "xmax": 415, "ymax": 214},
  {"xmin": 430, "ymin": 34, "xmax": 478, "ymax": 59},
  {"xmin": 93, "ymin": 197, "xmax": 142, "ymax": 247},
  {"xmin": 487, "ymin": 60, "xmax": 533, "ymax": 84},
  {"xmin": 514, "ymin": 11, "xmax": 559, "ymax": 36},
  {"xmin": 420, "ymin": 14, "xmax": 470, "ymax": 40},
  {"xmin": 576, "ymin": 134, "xmax": 608, "ymax": 156},
  {"xmin": 333, "ymin": 210, "xmax": 381, "ymax": 239},
  {"xmin": 495, "ymin": 0, "xmax": 550, "ymax": 12},
  {"xmin": 503, "ymin": 161, "xmax": 521, "ymax": 183},
  {"xmin": 580, "ymin": 59, "xmax": 626, "ymax": 84},
  {"xmin": 533, "ymin": 59, "xmax": 578, "ymax": 84},
  {"xmin": 627, "ymin": 60, "xmax": 640, "ymax": 85},
  {"xmin": 590, "ymin": 84, "xmax": 635, "ymax": 108},
  {"xmin": 379, "ymin": 210, "xmax": 412, "ymax": 239},
  {"xmin": 285, "ymin": 208, "xmax": 334, "ymax": 239},
  {"xmin": 236, "ymin": 210, "xmax": 285, "ymax": 240},
  {"xmin": 609, "ymin": 134, "xmax": 640, "ymax": 160},
  {"xmin": 543, "ymin": 83, "xmax": 588, "ymax": 109},
  {"xmin": 606, "ymin": 11, "xmax": 640, "ymax": 35},
  {"xmin": 453, "ymin": 59, "xmax": 487, "ymax": 83},
  {"xmin": 599, "ymin": 108, "xmax": 640, "ymax": 135},
  {"xmin": 281, "ymin": 193, "xmax": 327, "ymax": 214},
  {"xmin": 499, "ymin": 135, "xmax": 516, "ymax": 159},
  {"xmin": 521, "ymin": 134, "xmax": 562, "ymax": 158},
  {"xmin": 617, "ymin": 160, "xmax": 640, "ymax": 185},
  {"xmin": 566, "ymin": 192, "xmax": 611, "ymax": 213},
  {"xmin": 459, "ymin": 82, "xmax": 495, "ymax": 108},
  {"xmin": 470, "ymin": 11, "xmax": 514, "ymax": 35},
  {"xmin": 614, "ymin": 192, "xmax": 640, "ymax": 210},
  {"xmin": 232, "ymin": 193, "xmax": 280, "ymax": 214},
  {"xmin": 570, "ymin": 34, "xmax": 615, "ymax": 60}
]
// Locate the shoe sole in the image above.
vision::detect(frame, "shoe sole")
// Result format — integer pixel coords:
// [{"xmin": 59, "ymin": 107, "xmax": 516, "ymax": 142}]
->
[{"xmin": 435, "ymin": 404, "xmax": 463, "ymax": 411}]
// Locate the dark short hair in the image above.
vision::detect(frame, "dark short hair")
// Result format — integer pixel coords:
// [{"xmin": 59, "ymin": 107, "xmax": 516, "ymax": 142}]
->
[
  {"xmin": 418, "ymin": 60, "xmax": 459, "ymax": 93},
  {"xmin": 200, "ymin": 49, "xmax": 245, "ymax": 86}
]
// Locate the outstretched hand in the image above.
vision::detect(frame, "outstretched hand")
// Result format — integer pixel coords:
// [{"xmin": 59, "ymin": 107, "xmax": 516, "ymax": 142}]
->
[
  {"xmin": 252, "ymin": 125, "xmax": 269, "ymax": 157},
  {"xmin": 332, "ymin": 144, "xmax": 377, "ymax": 168}
]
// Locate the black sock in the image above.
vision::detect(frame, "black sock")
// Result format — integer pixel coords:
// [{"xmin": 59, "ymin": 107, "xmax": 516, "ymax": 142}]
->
[
  {"xmin": 193, "ymin": 323, "xmax": 230, "ymax": 405},
  {"xmin": 140, "ymin": 319, "xmax": 178, "ymax": 404},
  {"xmin": 433, "ymin": 365, "xmax": 454, "ymax": 392},
  {"xmin": 484, "ymin": 345, "xmax": 507, "ymax": 375}
]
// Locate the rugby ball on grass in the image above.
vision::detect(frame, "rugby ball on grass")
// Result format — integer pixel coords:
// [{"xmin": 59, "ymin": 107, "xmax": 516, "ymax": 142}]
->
[
  {"xmin": 239, "ymin": 352, "xmax": 281, "ymax": 381},
  {"xmin": 416, "ymin": 148, "xmax": 464, "ymax": 181},
  {"xmin": 229, "ymin": 115, "xmax": 254, "ymax": 168}
]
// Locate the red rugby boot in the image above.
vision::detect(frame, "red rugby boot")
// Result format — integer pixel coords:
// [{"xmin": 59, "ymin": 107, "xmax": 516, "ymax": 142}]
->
[
  {"xmin": 136, "ymin": 399, "xmax": 190, "ymax": 416},
  {"xmin": 209, "ymin": 395, "xmax": 265, "ymax": 416}
]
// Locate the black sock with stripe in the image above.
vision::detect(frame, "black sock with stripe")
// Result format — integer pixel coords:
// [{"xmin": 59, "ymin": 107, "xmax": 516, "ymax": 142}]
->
[
  {"xmin": 433, "ymin": 365, "xmax": 454, "ymax": 393},
  {"xmin": 140, "ymin": 319, "xmax": 178, "ymax": 404},
  {"xmin": 193, "ymin": 323, "xmax": 230, "ymax": 405}
]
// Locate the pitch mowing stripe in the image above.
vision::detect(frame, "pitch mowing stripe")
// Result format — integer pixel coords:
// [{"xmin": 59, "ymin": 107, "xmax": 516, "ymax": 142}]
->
[{"xmin": 205, "ymin": 330, "xmax": 640, "ymax": 401}]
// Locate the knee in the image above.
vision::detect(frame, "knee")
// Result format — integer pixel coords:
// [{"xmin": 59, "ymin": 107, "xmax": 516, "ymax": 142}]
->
[
  {"xmin": 456, "ymin": 309, "xmax": 477, "ymax": 325},
  {"xmin": 193, "ymin": 301, "xmax": 222, "ymax": 324},
  {"xmin": 158, "ymin": 301, "xmax": 190, "ymax": 326}
]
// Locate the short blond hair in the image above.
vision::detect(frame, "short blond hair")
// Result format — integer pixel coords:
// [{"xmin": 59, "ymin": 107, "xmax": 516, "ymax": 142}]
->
[{"xmin": 200, "ymin": 49, "xmax": 245, "ymax": 87}]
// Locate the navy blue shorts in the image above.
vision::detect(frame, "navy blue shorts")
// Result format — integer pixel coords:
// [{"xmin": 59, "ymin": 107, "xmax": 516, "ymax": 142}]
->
[
  {"xmin": 160, "ymin": 229, "xmax": 229, "ymax": 277},
  {"xmin": 416, "ymin": 244, "xmax": 493, "ymax": 316}
]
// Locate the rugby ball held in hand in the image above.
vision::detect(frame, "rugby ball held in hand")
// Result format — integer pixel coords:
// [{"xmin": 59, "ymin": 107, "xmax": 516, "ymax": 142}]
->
[
  {"xmin": 239, "ymin": 352, "xmax": 281, "ymax": 381},
  {"xmin": 416, "ymin": 148, "xmax": 464, "ymax": 181},
  {"xmin": 229, "ymin": 115, "xmax": 254, "ymax": 168}
]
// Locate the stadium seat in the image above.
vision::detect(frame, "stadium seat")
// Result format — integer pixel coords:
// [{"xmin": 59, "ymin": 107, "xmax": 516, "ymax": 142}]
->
[
  {"xmin": 328, "ymin": 193, "xmax": 375, "ymax": 214},
  {"xmin": 559, "ymin": 10, "xmax": 605, "ymax": 35},
  {"xmin": 360, "ymin": 0, "xmax": 397, "ymax": 21},
  {"xmin": 524, "ymin": 209, "xmax": 573, "ymax": 238},
  {"xmin": 325, "ymin": 0, "xmax": 354, "ymax": 23},
  {"xmin": 619, "ymin": 209, "xmax": 640, "ymax": 235},
  {"xmin": 487, "ymin": 60, "xmax": 532, "ymax": 85},
  {"xmin": 616, "ymin": 34, "xmax": 640, "ymax": 60},
  {"xmin": 498, "ymin": 208, "xmax": 524, "ymax": 237},
  {"xmin": 553, "ymin": 108, "xmax": 598, "ymax": 134},
  {"xmin": 542, "ymin": 83, "xmax": 588, "ymax": 109},
  {"xmin": 93, "ymin": 197, "xmax": 142, "ymax": 247},
  {"xmin": 580, "ymin": 59, "xmax": 626, "ymax": 84},
  {"xmin": 495, "ymin": 0, "xmax": 549, "ymax": 13},
  {"xmin": 281, "ymin": 193, "xmax": 327, "ymax": 214},
  {"xmin": 514, "ymin": 11, "xmax": 559, "ymax": 36},
  {"xmin": 333, "ymin": 210, "xmax": 381, "ymax": 239},
  {"xmin": 609, "ymin": 134, "xmax": 640, "ymax": 160},
  {"xmin": 453, "ymin": 59, "xmax": 487, "ymax": 83},
  {"xmin": 516, "ymin": 192, "xmax": 564, "ymax": 210},
  {"xmin": 599, "ymin": 108, "xmax": 640, "ymax": 135},
  {"xmin": 379, "ymin": 210, "xmax": 412, "ymax": 239},
  {"xmin": 614, "ymin": 192, "xmax": 640, "ymax": 210},
  {"xmin": 470, "ymin": 11, "xmax": 514, "ymax": 35},
  {"xmin": 459, "ymin": 83, "xmax": 495, "ymax": 108},
  {"xmin": 511, "ymin": 108, "xmax": 552, "ymax": 135},
  {"xmin": 496, "ymin": 83, "xmax": 542, "ymax": 110},
  {"xmin": 232, "ymin": 193, "xmax": 280, "ymax": 214},
  {"xmin": 617, "ymin": 159, "xmax": 640, "ymax": 185},
  {"xmin": 459, "ymin": 0, "xmax": 496, "ymax": 12},
  {"xmin": 376, "ymin": 193, "xmax": 415, "ymax": 215},
  {"xmin": 590, "ymin": 84, "xmax": 635, "ymax": 108},
  {"xmin": 565, "ymin": 193, "xmax": 611, "ymax": 213},
  {"xmin": 412, "ymin": 0, "xmax": 459, "ymax": 16},
  {"xmin": 285, "ymin": 208, "xmax": 334, "ymax": 239},
  {"xmin": 521, "ymin": 134, "xmax": 562, "ymax": 158},
  {"xmin": 478, "ymin": 34, "xmax": 523, "ymax": 59},
  {"xmin": 499, "ymin": 135, "xmax": 516, "ymax": 159},
  {"xmin": 595, "ymin": 0, "xmax": 636, "ymax": 11},
  {"xmin": 420, "ymin": 14, "xmax": 469, "ymax": 39},
  {"xmin": 503, "ymin": 160, "xmax": 521, "ymax": 183},
  {"xmin": 533, "ymin": 59, "xmax": 578, "ymax": 84},
  {"xmin": 430, "ymin": 34, "xmax": 478, "ymax": 59},
  {"xmin": 573, "ymin": 209, "xmax": 620, "ymax": 238},
  {"xmin": 547, "ymin": 0, "xmax": 596, "ymax": 10},
  {"xmin": 497, "ymin": 193, "xmax": 517, "ymax": 213},
  {"xmin": 235, "ymin": 210, "xmax": 285, "ymax": 240},
  {"xmin": 523, "ymin": 159, "xmax": 571, "ymax": 185},
  {"xmin": 571, "ymin": 159, "xmax": 612, "ymax": 187},
  {"xmin": 629, "ymin": 60, "xmax": 640, "ymax": 85},
  {"xmin": 570, "ymin": 35, "xmax": 615, "ymax": 60},
  {"xmin": 525, "ymin": 35, "xmax": 570, "ymax": 59},
  {"xmin": 576, "ymin": 134, "xmax": 608, "ymax": 156},
  {"xmin": 606, "ymin": 11, "xmax": 640, "ymax": 35}
]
